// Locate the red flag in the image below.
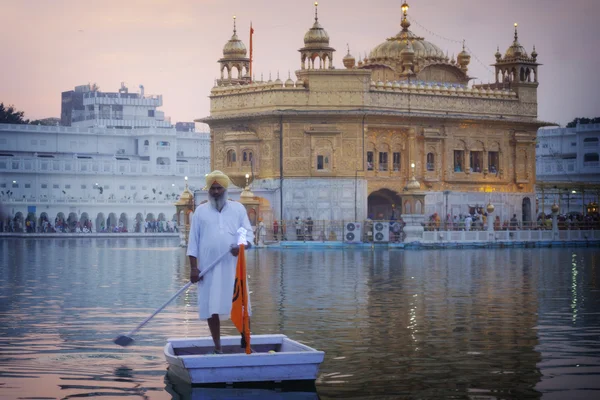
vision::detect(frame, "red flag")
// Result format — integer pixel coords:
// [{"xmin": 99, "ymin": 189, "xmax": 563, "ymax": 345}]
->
[
  {"xmin": 231, "ymin": 244, "xmax": 251, "ymax": 354},
  {"xmin": 249, "ymin": 23, "xmax": 254, "ymax": 82}
]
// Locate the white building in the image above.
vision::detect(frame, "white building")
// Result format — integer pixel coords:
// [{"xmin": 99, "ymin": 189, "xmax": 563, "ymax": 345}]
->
[
  {"xmin": 536, "ymin": 123, "xmax": 600, "ymax": 215},
  {"xmin": 0, "ymin": 83, "xmax": 211, "ymax": 232}
]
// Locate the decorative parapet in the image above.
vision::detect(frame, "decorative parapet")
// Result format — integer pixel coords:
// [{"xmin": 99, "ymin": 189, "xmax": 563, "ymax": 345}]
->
[{"xmin": 208, "ymin": 78, "xmax": 533, "ymax": 120}]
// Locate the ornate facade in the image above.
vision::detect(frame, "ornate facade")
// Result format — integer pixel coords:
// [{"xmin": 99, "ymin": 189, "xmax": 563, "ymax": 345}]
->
[{"xmin": 199, "ymin": 2, "xmax": 546, "ymax": 226}]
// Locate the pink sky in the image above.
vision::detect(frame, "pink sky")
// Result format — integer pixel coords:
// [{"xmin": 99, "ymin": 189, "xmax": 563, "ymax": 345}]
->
[{"xmin": 1, "ymin": 0, "xmax": 598, "ymax": 127}]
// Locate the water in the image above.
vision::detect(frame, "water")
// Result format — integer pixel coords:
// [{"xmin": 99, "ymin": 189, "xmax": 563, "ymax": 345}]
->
[{"xmin": 1, "ymin": 238, "xmax": 599, "ymax": 399}]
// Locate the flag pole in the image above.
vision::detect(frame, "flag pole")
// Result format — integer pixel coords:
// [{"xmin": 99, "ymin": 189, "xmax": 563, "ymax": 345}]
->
[{"xmin": 249, "ymin": 22, "xmax": 254, "ymax": 83}]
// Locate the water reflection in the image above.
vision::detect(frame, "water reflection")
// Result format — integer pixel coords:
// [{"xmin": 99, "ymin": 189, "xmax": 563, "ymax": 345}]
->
[
  {"xmin": 165, "ymin": 372, "xmax": 319, "ymax": 400},
  {"xmin": 1, "ymin": 238, "xmax": 599, "ymax": 399}
]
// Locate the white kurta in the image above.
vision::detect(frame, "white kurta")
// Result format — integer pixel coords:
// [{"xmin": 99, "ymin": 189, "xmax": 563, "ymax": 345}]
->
[{"xmin": 186, "ymin": 200, "xmax": 254, "ymax": 320}]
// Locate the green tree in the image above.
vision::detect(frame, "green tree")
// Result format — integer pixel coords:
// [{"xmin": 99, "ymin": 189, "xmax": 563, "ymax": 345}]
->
[
  {"xmin": 0, "ymin": 103, "xmax": 29, "ymax": 124},
  {"xmin": 566, "ymin": 117, "xmax": 600, "ymax": 128}
]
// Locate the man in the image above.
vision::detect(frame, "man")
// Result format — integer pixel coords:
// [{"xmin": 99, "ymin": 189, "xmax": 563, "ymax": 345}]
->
[{"xmin": 187, "ymin": 170, "xmax": 254, "ymax": 354}]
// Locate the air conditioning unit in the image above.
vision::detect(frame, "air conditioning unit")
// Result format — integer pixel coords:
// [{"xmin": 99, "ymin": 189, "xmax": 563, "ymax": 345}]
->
[
  {"xmin": 177, "ymin": 151, "xmax": 184, "ymax": 157},
  {"xmin": 116, "ymin": 149, "xmax": 125, "ymax": 154},
  {"xmin": 344, "ymin": 222, "xmax": 362, "ymax": 243},
  {"xmin": 373, "ymin": 222, "xmax": 390, "ymax": 242}
]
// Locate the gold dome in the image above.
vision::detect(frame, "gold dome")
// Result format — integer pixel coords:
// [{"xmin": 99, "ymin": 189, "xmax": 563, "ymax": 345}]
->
[
  {"xmin": 406, "ymin": 178, "xmax": 421, "ymax": 190},
  {"xmin": 222, "ymin": 17, "xmax": 247, "ymax": 59},
  {"xmin": 303, "ymin": 6, "xmax": 330, "ymax": 48},
  {"xmin": 343, "ymin": 46, "xmax": 356, "ymax": 69},
  {"xmin": 551, "ymin": 203, "xmax": 559, "ymax": 213},
  {"xmin": 486, "ymin": 202, "xmax": 495, "ymax": 214},
  {"xmin": 368, "ymin": 2, "xmax": 446, "ymax": 65},
  {"xmin": 175, "ymin": 184, "xmax": 194, "ymax": 206},
  {"xmin": 504, "ymin": 23, "xmax": 528, "ymax": 59}
]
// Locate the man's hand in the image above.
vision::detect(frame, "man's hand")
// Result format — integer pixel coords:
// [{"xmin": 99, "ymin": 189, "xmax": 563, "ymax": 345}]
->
[
  {"xmin": 230, "ymin": 242, "xmax": 252, "ymax": 257},
  {"xmin": 190, "ymin": 267, "xmax": 202, "ymax": 283}
]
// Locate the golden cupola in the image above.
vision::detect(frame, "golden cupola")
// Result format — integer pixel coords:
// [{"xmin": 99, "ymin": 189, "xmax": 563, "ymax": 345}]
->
[
  {"xmin": 492, "ymin": 23, "xmax": 540, "ymax": 86},
  {"xmin": 368, "ymin": 2, "xmax": 447, "ymax": 63},
  {"xmin": 299, "ymin": 2, "xmax": 336, "ymax": 70},
  {"xmin": 457, "ymin": 41, "xmax": 471, "ymax": 72},
  {"xmin": 504, "ymin": 23, "xmax": 528, "ymax": 59},
  {"xmin": 343, "ymin": 45, "xmax": 356, "ymax": 69},
  {"xmin": 218, "ymin": 16, "xmax": 251, "ymax": 86},
  {"xmin": 222, "ymin": 17, "xmax": 247, "ymax": 59},
  {"xmin": 303, "ymin": 4, "xmax": 330, "ymax": 47},
  {"xmin": 361, "ymin": 2, "xmax": 469, "ymax": 85}
]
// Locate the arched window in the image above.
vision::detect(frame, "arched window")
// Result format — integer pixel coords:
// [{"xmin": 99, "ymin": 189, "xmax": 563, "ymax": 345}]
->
[
  {"xmin": 227, "ymin": 150, "xmax": 237, "ymax": 166},
  {"xmin": 426, "ymin": 153, "xmax": 435, "ymax": 171},
  {"xmin": 243, "ymin": 152, "xmax": 247, "ymax": 162},
  {"xmin": 144, "ymin": 140, "xmax": 149, "ymax": 146}
]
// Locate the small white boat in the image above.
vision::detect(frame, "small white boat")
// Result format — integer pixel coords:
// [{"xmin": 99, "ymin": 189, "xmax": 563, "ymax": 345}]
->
[{"xmin": 164, "ymin": 334, "xmax": 325, "ymax": 385}]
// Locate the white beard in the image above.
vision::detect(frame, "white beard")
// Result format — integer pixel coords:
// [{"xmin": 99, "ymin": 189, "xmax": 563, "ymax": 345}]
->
[{"xmin": 209, "ymin": 189, "xmax": 228, "ymax": 211}]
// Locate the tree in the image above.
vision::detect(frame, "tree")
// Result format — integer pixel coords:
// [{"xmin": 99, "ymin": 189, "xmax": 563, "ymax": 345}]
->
[
  {"xmin": 566, "ymin": 117, "xmax": 600, "ymax": 128},
  {"xmin": 0, "ymin": 103, "xmax": 29, "ymax": 124}
]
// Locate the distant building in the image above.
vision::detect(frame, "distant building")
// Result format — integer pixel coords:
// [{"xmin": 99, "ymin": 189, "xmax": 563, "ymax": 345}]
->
[
  {"xmin": 1, "ymin": 83, "xmax": 210, "ymax": 232},
  {"xmin": 536, "ymin": 123, "xmax": 600, "ymax": 215},
  {"xmin": 61, "ymin": 82, "xmax": 171, "ymax": 129}
]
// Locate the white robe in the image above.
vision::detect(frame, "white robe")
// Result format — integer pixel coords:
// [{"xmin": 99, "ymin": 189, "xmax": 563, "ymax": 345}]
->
[{"xmin": 186, "ymin": 200, "xmax": 254, "ymax": 320}]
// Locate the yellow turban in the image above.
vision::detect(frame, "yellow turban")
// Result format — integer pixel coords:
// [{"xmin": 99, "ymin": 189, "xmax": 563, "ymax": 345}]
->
[{"xmin": 205, "ymin": 170, "xmax": 230, "ymax": 189}]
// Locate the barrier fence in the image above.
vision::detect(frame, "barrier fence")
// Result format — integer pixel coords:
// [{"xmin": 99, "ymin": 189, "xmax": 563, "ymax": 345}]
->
[{"xmin": 256, "ymin": 218, "xmax": 600, "ymax": 244}]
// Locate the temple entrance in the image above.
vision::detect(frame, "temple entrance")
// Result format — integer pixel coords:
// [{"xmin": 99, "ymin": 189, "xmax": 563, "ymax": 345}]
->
[
  {"xmin": 522, "ymin": 197, "xmax": 532, "ymax": 225},
  {"xmin": 368, "ymin": 189, "xmax": 402, "ymax": 220}
]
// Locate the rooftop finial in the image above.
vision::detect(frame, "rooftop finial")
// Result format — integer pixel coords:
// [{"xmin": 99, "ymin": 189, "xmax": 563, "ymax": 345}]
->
[
  {"xmin": 514, "ymin": 22, "xmax": 518, "ymax": 42},
  {"xmin": 347, "ymin": 43, "xmax": 350, "ymax": 54},
  {"xmin": 233, "ymin": 15, "xmax": 237, "ymax": 34},
  {"xmin": 462, "ymin": 39, "xmax": 466, "ymax": 51},
  {"xmin": 401, "ymin": 2, "xmax": 411, "ymax": 31},
  {"xmin": 314, "ymin": 2, "xmax": 319, "ymax": 21}
]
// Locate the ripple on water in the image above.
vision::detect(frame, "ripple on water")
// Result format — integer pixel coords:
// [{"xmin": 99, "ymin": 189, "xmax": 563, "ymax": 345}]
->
[{"xmin": 1, "ymin": 240, "xmax": 600, "ymax": 399}]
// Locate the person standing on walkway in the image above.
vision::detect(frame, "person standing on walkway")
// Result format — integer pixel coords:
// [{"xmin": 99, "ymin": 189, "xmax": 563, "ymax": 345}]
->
[{"xmin": 187, "ymin": 170, "xmax": 254, "ymax": 354}]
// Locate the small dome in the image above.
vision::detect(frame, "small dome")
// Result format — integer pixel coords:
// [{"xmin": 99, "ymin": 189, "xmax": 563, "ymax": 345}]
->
[
  {"xmin": 504, "ymin": 24, "xmax": 528, "ymax": 59},
  {"xmin": 285, "ymin": 77, "xmax": 295, "ymax": 87},
  {"xmin": 175, "ymin": 184, "xmax": 194, "ymax": 206},
  {"xmin": 406, "ymin": 177, "xmax": 421, "ymax": 190},
  {"xmin": 223, "ymin": 20, "xmax": 247, "ymax": 59},
  {"xmin": 274, "ymin": 72, "xmax": 283, "ymax": 86},
  {"xmin": 343, "ymin": 48, "xmax": 356, "ymax": 69},
  {"xmin": 494, "ymin": 46, "xmax": 502, "ymax": 61},
  {"xmin": 304, "ymin": 4, "xmax": 330, "ymax": 48}
]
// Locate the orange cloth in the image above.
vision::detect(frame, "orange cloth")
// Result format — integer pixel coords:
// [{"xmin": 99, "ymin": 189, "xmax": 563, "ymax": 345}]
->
[{"xmin": 231, "ymin": 244, "xmax": 251, "ymax": 354}]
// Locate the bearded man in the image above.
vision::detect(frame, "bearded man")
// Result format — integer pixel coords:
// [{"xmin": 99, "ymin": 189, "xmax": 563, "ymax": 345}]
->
[{"xmin": 186, "ymin": 170, "xmax": 254, "ymax": 353}]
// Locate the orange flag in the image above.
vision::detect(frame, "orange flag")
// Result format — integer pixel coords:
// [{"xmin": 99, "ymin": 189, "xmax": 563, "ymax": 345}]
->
[{"xmin": 231, "ymin": 244, "xmax": 251, "ymax": 354}]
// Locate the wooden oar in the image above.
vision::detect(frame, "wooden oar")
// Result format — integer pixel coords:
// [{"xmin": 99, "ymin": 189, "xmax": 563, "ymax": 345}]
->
[{"xmin": 113, "ymin": 250, "xmax": 230, "ymax": 347}]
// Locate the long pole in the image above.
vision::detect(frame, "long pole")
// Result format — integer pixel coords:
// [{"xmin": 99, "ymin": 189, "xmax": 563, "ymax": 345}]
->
[
  {"xmin": 279, "ymin": 115, "xmax": 283, "ymax": 223},
  {"xmin": 355, "ymin": 170, "xmax": 358, "ymax": 221},
  {"xmin": 249, "ymin": 23, "xmax": 254, "ymax": 82}
]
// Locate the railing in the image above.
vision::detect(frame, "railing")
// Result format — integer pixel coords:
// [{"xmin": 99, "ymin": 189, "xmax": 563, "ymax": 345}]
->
[
  {"xmin": 258, "ymin": 218, "xmax": 600, "ymax": 244},
  {"xmin": 0, "ymin": 123, "xmax": 176, "ymax": 136}
]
